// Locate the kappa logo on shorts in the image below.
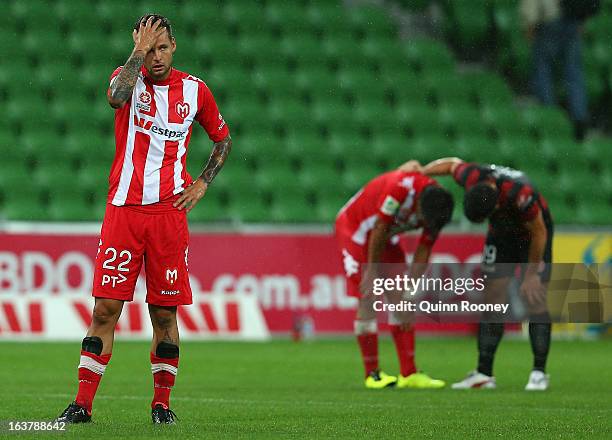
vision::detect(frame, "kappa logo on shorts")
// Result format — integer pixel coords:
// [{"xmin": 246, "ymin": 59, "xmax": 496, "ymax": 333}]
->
[
  {"xmin": 175, "ymin": 101, "xmax": 190, "ymax": 119},
  {"xmin": 166, "ymin": 268, "xmax": 178, "ymax": 284},
  {"xmin": 161, "ymin": 290, "xmax": 180, "ymax": 295}
]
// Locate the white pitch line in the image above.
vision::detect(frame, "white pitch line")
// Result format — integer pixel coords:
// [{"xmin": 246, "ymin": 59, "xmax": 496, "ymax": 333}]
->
[{"xmin": 20, "ymin": 393, "xmax": 612, "ymax": 414}]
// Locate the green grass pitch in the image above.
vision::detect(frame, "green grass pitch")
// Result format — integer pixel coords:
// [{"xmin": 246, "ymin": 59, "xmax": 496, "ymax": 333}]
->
[{"xmin": 1, "ymin": 337, "xmax": 610, "ymax": 439}]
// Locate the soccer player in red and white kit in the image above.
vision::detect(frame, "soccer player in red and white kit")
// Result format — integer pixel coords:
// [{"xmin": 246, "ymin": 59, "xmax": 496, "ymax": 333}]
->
[
  {"xmin": 335, "ymin": 161, "xmax": 454, "ymax": 389},
  {"xmin": 422, "ymin": 158, "xmax": 553, "ymax": 391},
  {"xmin": 55, "ymin": 15, "xmax": 231, "ymax": 424}
]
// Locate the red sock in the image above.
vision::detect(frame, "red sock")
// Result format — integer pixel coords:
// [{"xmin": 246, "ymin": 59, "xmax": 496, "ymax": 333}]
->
[
  {"xmin": 151, "ymin": 353, "xmax": 179, "ymax": 409},
  {"xmin": 390, "ymin": 325, "xmax": 417, "ymax": 377},
  {"xmin": 75, "ymin": 351, "xmax": 111, "ymax": 414},
  {"xmin": 357, "ymin": 333, "xmax": 379, "ymax": 377}
]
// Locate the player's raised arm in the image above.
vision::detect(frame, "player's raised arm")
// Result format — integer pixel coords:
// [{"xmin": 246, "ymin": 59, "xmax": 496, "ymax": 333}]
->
[
  {"xmin": 108, "ymin": 17, "xmax": 165, "ymax": 108},
  {"xmin": 174, "ymin": 134, "xmax": 232, "ymax": 212},
  {"xmin": 397, "ymin": 160, "xmax": 423, "ymax": 173},
  {"xmin": 422, "ymin": 158, "xmax": 465, "ymax": 176}
]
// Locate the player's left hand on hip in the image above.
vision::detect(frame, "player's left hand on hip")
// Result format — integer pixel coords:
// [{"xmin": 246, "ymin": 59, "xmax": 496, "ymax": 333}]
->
[
  {"xmin": 520, "ymin": 273, "xmax": 545, "ymax": 307},
  {"xmin": 174, "ymin": 179, "xmax": 208, "ymax": 213}
]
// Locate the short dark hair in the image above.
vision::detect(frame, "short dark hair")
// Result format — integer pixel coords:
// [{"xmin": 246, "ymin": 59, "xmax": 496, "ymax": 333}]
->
[
  {"xmin": 420, "ymin": 185, "xmax": 454, "ymax": 232},
  {"xmin": 134, "ymin": 14, "xmax": 174, "ymax": 40},
  {"xmin": 463, "ymin": 182, "xmax": 499, "ymax": 223}
]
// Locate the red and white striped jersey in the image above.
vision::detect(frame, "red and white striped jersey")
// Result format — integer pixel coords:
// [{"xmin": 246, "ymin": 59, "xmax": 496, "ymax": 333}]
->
[{"xmin": 106, "ymin": 66, "xmax": 230, "ymax": 206}]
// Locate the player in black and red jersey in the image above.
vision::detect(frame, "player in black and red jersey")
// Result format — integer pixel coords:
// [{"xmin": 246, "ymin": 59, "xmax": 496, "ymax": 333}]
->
[{"xmin": 422, "ymin": 158, "xmax": 553, "ymax": 391}]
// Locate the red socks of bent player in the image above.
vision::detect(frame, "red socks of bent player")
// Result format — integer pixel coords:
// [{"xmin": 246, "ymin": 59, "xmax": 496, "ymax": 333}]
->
[
  {"xmin": 389, "ymin": 325, "xmax": 417, "ymax": 377},
  {"xmin": 150, "ymin": 353, "xmax": 179, "ymax": 409},
  {"xmin": 357, "ymin": 333, "xmax": 379, "ymax": 377},
  {"xmin": 75, "ymin": 351, "xmax": 112, "ymax": 414}
]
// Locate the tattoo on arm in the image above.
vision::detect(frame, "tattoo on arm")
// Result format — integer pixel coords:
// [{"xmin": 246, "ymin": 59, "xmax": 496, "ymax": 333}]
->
[
  {"xmin": 109, "ymin": 50, "xmax": 145, "ymax": 105},
  {"xmin": 200, "ymin": 135, "xmax": 232, "ymax": 184}
]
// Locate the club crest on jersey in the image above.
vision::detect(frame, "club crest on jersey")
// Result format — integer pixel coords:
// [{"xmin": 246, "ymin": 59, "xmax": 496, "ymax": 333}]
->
[
  {"xmin": 166, "ymin": 268, "xmax": 178, "ymax": 285},
  {"xmin": 137, "ymin": 90, "xmax": 152, "ymax": 112},
  {"xmin": 175, "ymin": 101, "xmax": 190, "ymax": 119}
]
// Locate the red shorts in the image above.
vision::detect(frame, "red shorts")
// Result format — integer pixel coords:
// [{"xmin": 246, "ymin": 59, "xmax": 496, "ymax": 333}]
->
[
  {"xmin": 335, "ymin": 218, "xmax": 406, "ymax": 298},
  {"xmin": 92, "ymin": 201, "xmax": 192, "ymax": 306}
]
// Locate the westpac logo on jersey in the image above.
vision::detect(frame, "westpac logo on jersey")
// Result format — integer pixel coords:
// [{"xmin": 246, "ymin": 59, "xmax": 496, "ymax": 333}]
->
[{"xmin": 133, "ymin": 116, "xmax": 186, "ymax": 140}]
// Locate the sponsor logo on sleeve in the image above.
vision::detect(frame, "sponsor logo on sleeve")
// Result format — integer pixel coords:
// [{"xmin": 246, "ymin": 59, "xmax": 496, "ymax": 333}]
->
[{"xmin": 381, "ymin": 195, "xmax": 400, "ymax": 216}]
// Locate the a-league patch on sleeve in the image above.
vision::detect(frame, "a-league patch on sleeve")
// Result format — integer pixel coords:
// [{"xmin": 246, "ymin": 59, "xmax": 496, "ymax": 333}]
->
[{"xmin": 380, "ymin": 195, "xmax": 400, "ymax": 216}]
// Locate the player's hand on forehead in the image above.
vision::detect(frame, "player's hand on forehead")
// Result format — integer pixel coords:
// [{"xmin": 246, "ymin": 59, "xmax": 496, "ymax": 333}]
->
[{"xmin": 132, "ymin": 16, "xmax": 167, "ymax": 51}]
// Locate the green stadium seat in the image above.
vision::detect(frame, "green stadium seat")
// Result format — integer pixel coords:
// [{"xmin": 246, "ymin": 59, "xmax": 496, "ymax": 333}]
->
[
  {"xmin": 189, "ymin": 196, "xmax": 230, "ymax": 223},
  {"xmin": 229, "ymin": 196, "xmax": 269, "ymax": 223},
  {"xmin": 584, "ymin": 138, "xmax": 612, "ymax": 170},
  {"xmin": 405, "ymin": 131, "xmax": 459, "ymax": 165},
  {"xmin": 0, "ymin": 30, "xmax": 22, "ymax": 62},
  {"xmin": 372, "ymin": 133, "xmax": 410, "ymax": 162},
  {"xmin": 347, "ymin": 6, "xmax": 396, "ymax": 37},
  {"xmin": 521, "ymin": 106, "xmax": 574, "ymax": 140},
  {"xmin": 337, "ymin": 69, "xmax": 385, "ymax": 96},
  {"xmin": 281, "ymin": 36, "xmax": 325, "ymax": 68},
  {"xmin": 455, "ymin": 135, "xmax": 496, "ymax": 163},
  {"xmin": 238, "ymin": 36, "xmax": 283, "ymax": 67},
  {"xmin": 253, "ymin": 67, "xmax": 300, "ymax": 98},
  {"xmin": 265, "ymin": 1, "xmax": 314, "ymax": 34},
  {"xmin": 438, "ymin": 105, "xmax": 489, "ymax": 137},
  {"xmin": 1, "ymin": 180, "xmax": 46, "ymax": 221},
  {"xmin": 323, "ymin": 36, "xmax": 367, "ymax": 67},
  {"xmin": 395, "ymin": 104, "xmax": 439, "ymax": 137},
  {"xmin": 328, "ymin": 132, "xmax": 370, "ymax": 160},
  {"xmin": 270, "ymin": 196, "xmax": 317, "ymax": 223},
  {"xmin": 342, "ymin": 164, "xmax": 380, "ymax": 193},
  {"xmin": 268, "ymin": 98, "xmax": 313, "ymax": 130},
  {"xmin": 289, "ymin": 138, "xmax": 335, "ymax": 169},
  {"xmin": 510, "ymin": 140, "xmax": 551, "ymax": 175},
  {"xmin": 315, "ymin": 197, "xmax": 345, "ymax": 223},
  {"xmin": 404, "ymin": 39, "xmax": 454, "ymax": 72},
  {"xmin": 362, "ymin": 37, "xmax": 407, "ymax": 67},
  {"xmin": 255, "ymin": 167, "xmax": 300, "ymax": 194},
  {"xmin": 223, "ymin": 100, "xmax": 272, "ymax": 132},
  {"xmin": 540, "ymin": 138, "xmax": 589, "ymax": 172},
  {"xmin": 296, "ymin": 67, "xmax": 340, "ymax": 99},
  {"xmin": 298, "ymin": 165, "xmax": 340, "ymax": 193},
  {"xmin": 308, "ymin": 3, "xmax": 352, "ymax": 37},
  {"xmin": 425, "ymin": 74, "xmax": 474, "ymax": 106},
  {"xmin": 495, "ymin": 135, "xmax": 536, "ymax": 167},
  {"xmin": 482, "ymin": 106, "xmax": 528, "ymax": 138},
  {"xmin": 449, "ymin": 1, "xmax": 489, "ymax": 52},
  {"xmin": 311, "ymin": 98, "xmax": 358, "ymax": 131},
  {"xmin": 459, "ymin": 71, "xmax": 514, "ymax": 108}
]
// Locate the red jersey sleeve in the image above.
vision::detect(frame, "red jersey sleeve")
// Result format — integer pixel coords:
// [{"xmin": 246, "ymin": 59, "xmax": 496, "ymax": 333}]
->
[
  {"xmin": 107, "ymin": 67, "xmax": 122, "ymax": 95},
  {"xmin": 375, "ymin": 177, "xmax": 409, "ymax": 224},
  {"xmin": 195, "ymin": 81, "xmax": 230, "ymax": 142},
  {"xmin": 515, "ymin": 185, "xmax": 541, "ymax": 222}
]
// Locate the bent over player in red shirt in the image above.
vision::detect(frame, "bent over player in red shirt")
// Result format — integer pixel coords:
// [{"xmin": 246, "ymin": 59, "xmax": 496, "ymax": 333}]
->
[
  {"xmin": 422, "ymin": 158, "xmax": 553, "ymax": 391},
  {"xmin": 335, "ymin": 162, "xmax": 454, "ymax": 389},
  {"xmin": 55, "ymin": 15, "xmax": 231, "ymax": 424}
]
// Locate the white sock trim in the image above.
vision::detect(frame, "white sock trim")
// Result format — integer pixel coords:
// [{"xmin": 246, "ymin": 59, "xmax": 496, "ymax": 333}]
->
[
  {"xmin": 354, "ymin": 319, "xmax": 377, "ymax": 335},
  {"xmin": 78, "ymin": 355, "xmax": 107, "ymax": 375},
  {"xmin": 151, "ymin": 363, "xmax": 178, "ymax": 376}
]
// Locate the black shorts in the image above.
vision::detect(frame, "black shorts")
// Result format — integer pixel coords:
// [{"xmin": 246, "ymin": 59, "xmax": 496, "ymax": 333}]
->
[{"xmin": 481, "ymin": 212, "xmax": 554, "ymax": 282}]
